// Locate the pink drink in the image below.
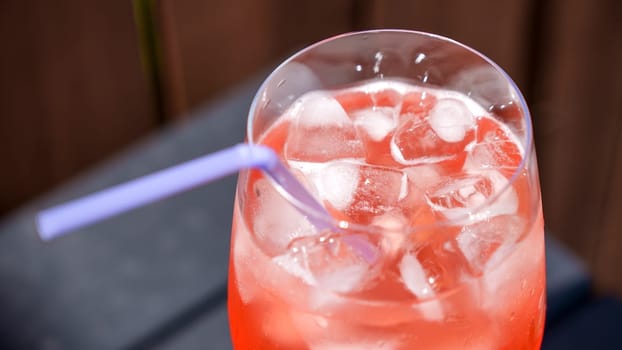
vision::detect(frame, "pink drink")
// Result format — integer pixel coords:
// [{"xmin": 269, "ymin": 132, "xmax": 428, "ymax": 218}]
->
[{"xmin": 229, "ymin": 79, "xmax": 545, "ymax": 349}]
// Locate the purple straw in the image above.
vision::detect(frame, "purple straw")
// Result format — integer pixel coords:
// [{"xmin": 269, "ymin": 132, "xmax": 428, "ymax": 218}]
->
[{"xmin": 36, "ymin": 144, "xmax": 332, "ymax": 241}]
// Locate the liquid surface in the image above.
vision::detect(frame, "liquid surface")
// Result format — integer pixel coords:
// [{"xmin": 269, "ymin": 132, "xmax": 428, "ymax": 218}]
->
[{"xmin": 229, "ymin": 80, "xmax": 545, "ymax": 349}]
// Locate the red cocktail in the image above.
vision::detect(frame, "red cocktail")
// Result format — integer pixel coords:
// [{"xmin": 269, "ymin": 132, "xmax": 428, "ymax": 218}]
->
[{"xmin": 229, "ymin": 30, "xmax": 545, "ymax": 349}]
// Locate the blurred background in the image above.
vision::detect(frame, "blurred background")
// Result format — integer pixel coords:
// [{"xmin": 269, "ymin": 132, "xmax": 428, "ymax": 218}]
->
[{"xmin": 1, "ymin": 0, "xmax": 621, "ymax": 301}]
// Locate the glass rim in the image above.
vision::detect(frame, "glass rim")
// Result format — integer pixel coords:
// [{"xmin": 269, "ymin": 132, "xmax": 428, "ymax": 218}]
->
[{"xmin": 246, "ymin": 29, "xmax": 534, "ymax": 235}]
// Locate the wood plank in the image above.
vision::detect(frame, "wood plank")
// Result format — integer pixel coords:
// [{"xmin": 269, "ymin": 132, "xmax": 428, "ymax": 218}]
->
[
  {"xmin": 530, "ymin": 0, "xmax": 622, "ymax": 274},
  {"xmin": 595, "ymin": 120, "xmax": 622, "ymax": 294},
  {"xmin": 592, "ymin": 1, "xmax": 622, "ymax": 293},
  {"xmin": 154, "ymin": 0, "xmax": 354, "ymax": 119},
  {"xmin": 0, "ymin": 0, "xmax": 157, "ymax": 215}
]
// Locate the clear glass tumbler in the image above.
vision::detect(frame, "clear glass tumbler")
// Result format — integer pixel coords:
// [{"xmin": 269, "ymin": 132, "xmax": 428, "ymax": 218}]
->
[{"xmin": 228, "ymin": 30, "xmax": 545, "ymax": 349}]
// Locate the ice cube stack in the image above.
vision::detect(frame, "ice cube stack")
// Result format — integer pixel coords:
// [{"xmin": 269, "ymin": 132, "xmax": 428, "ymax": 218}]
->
[{"xmin": 250, "ymin": 79, "xmax": 528, "ymax": 310}]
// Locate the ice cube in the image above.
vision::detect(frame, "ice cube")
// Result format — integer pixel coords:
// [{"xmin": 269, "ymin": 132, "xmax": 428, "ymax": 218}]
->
[
  {"xmin": 372, "ymin": 88, "xmax": 402, "ymax": 108},
  {"xmin": 314, "ymin": 262, "xmax": 371, "ymax": 294},
  {"xmin": 334, "ymin": 90, "xmax": 373, "ymax": 113},
  {"xmin": 479, "ymin": 218, "xmax": 544, "ymax": 313},
  {"xmin": 353, "ymin": 108, "xmax": 397, "ymax": 141},
  {"xmin": 372, "ymin": 211, "xmax": 408, "ymax": 231},
  {"xmin": 466, "ymin": 142, "xmax": 521, "ymax": 170},
  {"xmin": 285, "ymin": 92, "xmax": 365, "ymax": 162},
  {"xmin": 456, "ymin": 215, "xmax": 526, "ymax": 274},
  {"xmin": 425, "ymin": 170, "xmax": 518, "ymax": 223},
  {"xmin": 465, "ymin": 117, "xmax": 523, "ymax": 169},
  {"xmin": 428, "ymin": 98, "xmax": 475, "ymax": 142},
  {"xmin": 399, "ymin": 253, "xmax": 445, "ymax": 321},
  {"xmin": 400, "ymin": 253, "xmax": 435, "ymax": 299},
  {"xmin": 343, "ymin": 164, "xmax": 406, "ymax": 223},
  {"xmin": 288, "ymin": 159, "xmax": 327, "ymax": 176},
  {"xmin": 309, "ymin": 234, "xmax": 380, "ymax": 294},
  {"xmin": 314, "ymin": 161, "xmax": 360, "ymax": 211},
  {"xmin": 372, "ymin": 212, "xmax": 408, "ymax": 256},
  {"xmin": 253, "ymin": 179, "xmax": 317, "ymax": 255},
  {"xmin": 403, "ymin": 165, "xmax": 442, "ymax": 190},
  {"xmin": 274, "ymin": 232, "xmax": 380, "ymax": 295},
  {"xmin": 292, "ymin": 92, "xmax": 352, "ymax": 128},
  {"xmin": 307, "ymin": 161, "xmax": 407, "ymax": 222},
  {"xmin": 395, "ymin": 166, "xmax": 441, "ymax": 224},
  {"xmin": 273, "ymin": 253, "xmax": 316, "ymax": 285},
  {"xmin": 391, "ymin": 117, "xmax": 446, "ymax": 165},
  {"xmin": 390, "ymin": 114, "xmax": 473, "ymax": 166},
  {"xmin": 400, "ymin": 91, "xmax": 437, "ymax": 117}
]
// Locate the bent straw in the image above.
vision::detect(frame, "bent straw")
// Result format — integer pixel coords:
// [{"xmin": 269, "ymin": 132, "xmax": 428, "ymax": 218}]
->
[{"xmin": 36, "ymin": 144, "xmax": 332, "ymax": 241}]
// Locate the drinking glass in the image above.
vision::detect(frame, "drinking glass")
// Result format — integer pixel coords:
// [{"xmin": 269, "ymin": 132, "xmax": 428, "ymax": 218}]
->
[{"xmin": 228, "ymin": 30, "xmax": 545, "ymax": 349}]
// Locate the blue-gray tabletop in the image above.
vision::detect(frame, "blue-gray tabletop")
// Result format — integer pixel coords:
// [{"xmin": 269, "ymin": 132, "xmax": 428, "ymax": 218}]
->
[{"xmin": 0, "ymin": 76, "xmax": 598, "ymax": 349}]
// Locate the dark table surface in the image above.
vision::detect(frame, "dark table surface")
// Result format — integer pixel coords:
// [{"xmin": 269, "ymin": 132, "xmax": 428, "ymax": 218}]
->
[{"xmin": 0, "ymin": 76, "xmax": 608, "ymax": 349}]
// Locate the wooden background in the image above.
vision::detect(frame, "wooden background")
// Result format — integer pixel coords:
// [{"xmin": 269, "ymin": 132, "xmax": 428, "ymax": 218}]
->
[{"xmin": 1, "ymin": 0, "xmax": 621, "ymax": 295}]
